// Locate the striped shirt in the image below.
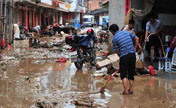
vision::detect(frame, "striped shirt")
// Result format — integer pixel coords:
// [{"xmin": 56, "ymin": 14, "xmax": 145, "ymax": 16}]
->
[{"xmin": 112, "ymin": 31, "xmax": 136, "ymax": 57}]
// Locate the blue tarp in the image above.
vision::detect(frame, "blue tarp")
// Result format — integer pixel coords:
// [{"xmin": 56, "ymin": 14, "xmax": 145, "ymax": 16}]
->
[
  {"xmin": 78, "ymin": 35, "xmax": 95, "ymax": 47},
  {"xmin": 74, "ymin": 19, "xmax": 81, "ymax": 30}
]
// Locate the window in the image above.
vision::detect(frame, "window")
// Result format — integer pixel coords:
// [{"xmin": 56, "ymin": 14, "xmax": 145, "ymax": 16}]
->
[
  {"xmin": 99, "ymin": 2, "xmax": 102, "ymax": 7},
  {"xmin": 84, "ymin": 18, "xmax": 92, "ymax": 22}
]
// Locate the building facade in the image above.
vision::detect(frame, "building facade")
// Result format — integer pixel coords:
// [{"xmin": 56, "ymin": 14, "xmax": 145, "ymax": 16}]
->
[
  {"xmin": 85, "ymin": 0, "xmax": 107, "ymax": 12},
  {"xmin": 13, "ymin": 0, "xmax": 85, "ymax": 32},
  {"xmin": 91, "ymin": 1, "xmax": 109, "ymax": 26},
  {"xmin": 0, "ymin": 0, "xmax": 14, "ymax": 48},
  {"xmin": 14, "ymin": 0, "xmax": 68, "ymax": 32}
]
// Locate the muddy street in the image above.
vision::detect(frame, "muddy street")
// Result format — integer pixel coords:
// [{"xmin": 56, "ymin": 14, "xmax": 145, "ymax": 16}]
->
[{"xmin": 0, "ymin": 37, "xmax": 176, "ymax": 108}]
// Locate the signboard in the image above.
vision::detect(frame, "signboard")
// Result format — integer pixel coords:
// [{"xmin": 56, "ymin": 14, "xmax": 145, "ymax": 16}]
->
[
  {"xmin": 58, "ymin": 2, "xmax": 72, "ymax": 11},
  {"xmin": 59, "ymin": 3, "xmax": 65, "ymax": 9},
  {"xmin": 41, "ymin": 0, "xmax": 52, "ymax": 5},
  {"xmin": 65, "ymin": 3, "xmax": 71, "ymax": 9},
  {"xmin": 125, "ymin": 0, "xmax": 130, "ymax": 16}
]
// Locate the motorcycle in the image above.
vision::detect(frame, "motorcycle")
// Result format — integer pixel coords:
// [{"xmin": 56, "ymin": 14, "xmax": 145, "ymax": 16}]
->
[
  {"xmin": 66, "ymin": 34, "xmax": 96, "ymax": 69},
  {"xmin": 97, "ymin": 30, "xmax": 109, "ymax": 42}
]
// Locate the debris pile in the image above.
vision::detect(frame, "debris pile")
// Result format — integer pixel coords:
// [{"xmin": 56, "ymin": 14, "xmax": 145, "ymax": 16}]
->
[{"xmin": 34, "ymin": 98, "xmax": 58, "ymax": 108}]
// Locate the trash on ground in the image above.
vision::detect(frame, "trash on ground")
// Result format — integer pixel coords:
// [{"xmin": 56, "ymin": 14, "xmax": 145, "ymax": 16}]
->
[
  {"xmin": 73, "ymin": 100, "xmax": 93, "ymax": 107},
  {"xmin": 96, "ymin": 54, "xmax": 120, "ymax": 69},
  {"xmin": 63, "ymin": 45, "xmax": 72, "ymax": 50},
  {"xmin": 107, "ymin": 64, "xmax": 118, "ymax": 75},
  {"xmin": 148, "ymin": 65, "xmax": 156, "ymax": 76},
  {"xmin": 107, "ymin": 54, "xmax": 119, "ymax": 63},
  {"xmin": 93, "ymin": 73, "xmax": 105, "ymax": 77},
  {"xmin": 56, "ymin": 57, "xmax": 67, "ymax": 63},
  {"xmin": 25, "ymin": 76, "xmax": 30, "ymax": 81},
  {"xmin": 96, "ymin": 59, "xmax": 111, "ymax": 68},
  {"xmin": 35, "ymin": 98, "xmax": 58, "ymax": 108}
]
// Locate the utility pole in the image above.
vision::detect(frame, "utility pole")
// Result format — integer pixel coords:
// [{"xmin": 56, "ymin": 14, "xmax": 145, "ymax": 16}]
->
[
  {"xmin": 4, "ymin": 0, "xmax": 7, "ymax": 46},
  {"xmin": 0, "ymin": 1, "xmax": 2, "ymax": 49}
]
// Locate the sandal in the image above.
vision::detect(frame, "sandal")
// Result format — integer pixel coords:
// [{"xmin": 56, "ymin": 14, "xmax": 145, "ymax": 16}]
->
[
  {"xmin": 120, "ymin": 91, "xmax": 129, "ymax": 95},
  {"xmin": 128, "ymin": 89, "xmax": 133, "ymax": 95}
]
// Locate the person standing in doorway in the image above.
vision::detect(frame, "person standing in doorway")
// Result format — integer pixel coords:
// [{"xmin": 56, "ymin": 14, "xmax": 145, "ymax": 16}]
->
[
  {"xmin": 121, "ymin": 19, "xmax": 135, "ymax": 34},
  {"xmin": 145, "ymin": 15, "xmax": 163, "ymax": 63},
  {"xmin": 121, "ymin": 19, "xmax": 141, "ymax": 51},
  {"xmin": 109, "ymin": 24, "xmax": 138, "ymax": 95}
]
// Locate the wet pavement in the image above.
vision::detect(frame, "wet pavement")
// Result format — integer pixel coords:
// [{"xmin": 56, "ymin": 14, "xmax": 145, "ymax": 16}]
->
[{"xmin": 0, "ymin": 36, "xmax": 176, "ymax": 108}]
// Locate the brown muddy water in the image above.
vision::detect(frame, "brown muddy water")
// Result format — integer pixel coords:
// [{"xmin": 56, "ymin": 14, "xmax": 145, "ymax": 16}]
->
[{"xmin": 0, "ymin": 40, "xmax": 176, "ymax": 108}]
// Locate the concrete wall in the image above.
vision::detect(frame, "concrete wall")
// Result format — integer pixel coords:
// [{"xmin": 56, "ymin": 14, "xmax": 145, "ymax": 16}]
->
[
  {"xmin": 109, "ymin": 0, "xmax": 145, "ymax": 31},
  {"xmin": 73, "ymin": 12, "xmax": 80, "ymax": 21},
  {"xmin": 109, "ymin": 0, "xmax": 125, "ymax": 28},
  {"xmin": 131, "ymin": 0, "xmax": 144, "ymax": 32},
  {"xmin": 109, "ymin": 0, "xmax": 125, "ymax": 53},
  {"xmin": 158, "ymin": 14, "xmax": 176, "ymax": 26},
  {"xmin": 131, "ymin": 0, "xmax": 143, "ymax": 10}
]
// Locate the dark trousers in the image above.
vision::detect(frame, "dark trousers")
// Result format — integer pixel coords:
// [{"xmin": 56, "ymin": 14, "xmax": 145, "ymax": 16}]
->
[
  {"xmin": 119, "ymin": 53, "xmax": 136, "ymax": 80},
  {"xmin": 53, "ymin": 26, "xmax": 61, "ymax": 35}
]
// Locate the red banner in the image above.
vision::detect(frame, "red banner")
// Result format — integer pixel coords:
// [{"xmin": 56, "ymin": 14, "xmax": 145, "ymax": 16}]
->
[
  {"xmin": 26, "ymin": 8, "xmax": 28, "ymax": 30},
  {"xmin": 125, "ymin": 0, "xmax": 130, "ymax": 16}
]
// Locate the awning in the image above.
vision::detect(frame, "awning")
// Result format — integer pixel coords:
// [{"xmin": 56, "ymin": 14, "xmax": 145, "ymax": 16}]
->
[
  {"xmin": 56, "ymin": 7, "xmax": 69, "ymax": 12},
  {"xmin": 133, "ymin": 0, "xmax": 155, "ymax": 19},
  {"xmin": 39, "ymin": 3, "xmax": 69, "ymax": 12},
  {"xmin": 15, "ymin": 1, "xmax": 69, "ymax": 12},
  {"xmin": 91, "ymin": 8, "xmax": 108, "ymax": 15}
]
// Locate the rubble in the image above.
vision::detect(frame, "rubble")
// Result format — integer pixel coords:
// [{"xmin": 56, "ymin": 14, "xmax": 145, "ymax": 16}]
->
[
  {"xmin": 34, "ymin": 98, "xmax": 58, "ymax": 108},
  {"xmin": 107, "ymin": 54, "xmax": 119, "ymax": 63},
  {"xmin": 63, "ymin": 45, "xmax": 72, "ymax": 50},
  {"xmin": 96, "ymin": 54, "xmax": 119, "ymax": 68},
  {"xmin": 56, "ymin": 57, "xmax": 67, "ymax": 63},
  {"xmin": 96, "ymin": 59, "xmax": 112, "ymax": 68},
  {"xmin": 107, "ymin": 64, "xmax": 118, "ymax": 75},
  {"xmin": 93, "ymin": 67, "xmax": 108, "ymax": 77},
  {"xmin": 93, "ymin": 73, "xmax": 105, "ymax": 77},
  {"xmin": 74, "ymin": 100, "xmax": 93, "ymax": 107}
]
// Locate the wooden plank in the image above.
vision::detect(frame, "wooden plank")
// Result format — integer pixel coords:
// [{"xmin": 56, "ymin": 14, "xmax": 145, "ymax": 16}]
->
[
  {"xmin": 107, "ymin": 54, "xmax": 119, "ymax": 63},
  {"xmin": 96, "ymin": 59, "xmax": 111, "ymax": 68}
]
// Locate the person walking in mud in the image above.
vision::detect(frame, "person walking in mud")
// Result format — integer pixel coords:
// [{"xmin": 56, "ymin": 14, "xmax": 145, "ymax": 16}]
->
[
  {"xmin": 109, "ymin": 24, "xmax": 139, "ymax": 95},
  {"xmin": 145, "ymin": 15, "xmax": 163, "ymax": 63}
]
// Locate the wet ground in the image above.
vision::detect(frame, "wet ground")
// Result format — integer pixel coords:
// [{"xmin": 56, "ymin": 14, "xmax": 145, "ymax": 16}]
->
[{"xmin": 0, "ymin": 36, "xmax": 176, "ymax": 108}]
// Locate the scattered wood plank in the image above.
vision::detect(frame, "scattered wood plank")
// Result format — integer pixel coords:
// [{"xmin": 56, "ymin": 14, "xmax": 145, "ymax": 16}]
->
[
  {"xmin": 107, "ymin": 54, "xmax": 119, "ymax": 62},
  {"xmin": 96, "ymin": 59, "xmax": 111, "ymax": 68},
  {"xmin": 74, "ymin": 100, "xmax": 93, "ymax": 107},
  {"xmin": 96, "ymin": 54, "xmax": 120, "ymax": 68}
]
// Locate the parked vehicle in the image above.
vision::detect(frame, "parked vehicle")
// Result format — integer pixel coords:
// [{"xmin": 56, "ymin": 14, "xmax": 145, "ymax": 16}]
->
[
  {"xmin": 65, "ymin": 29, "xmax": 96, "ymax": 69},
  {"xmin": 83, "ymin": 15, "xmax": 94, "ymax": 27}
]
